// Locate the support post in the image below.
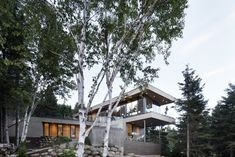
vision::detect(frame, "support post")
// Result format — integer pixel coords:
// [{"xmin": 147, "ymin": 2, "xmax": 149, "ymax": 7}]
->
[
  {"xmin": 143, "ymin": 97, "xmax": 147, "ymax": 113},
  {"xmin": 144, "ymin": 120, "xmax": 146, "ymax": 143}
]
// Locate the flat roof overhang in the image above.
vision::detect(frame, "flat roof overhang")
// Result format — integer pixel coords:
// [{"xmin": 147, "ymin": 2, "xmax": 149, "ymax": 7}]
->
[
  {"xmin": 124, "ymin": 112, "xmax": 175, "ymax": 127},
  {"xmin": 90, "ymin": 84, "xmax": 176, "ymax": 114}
]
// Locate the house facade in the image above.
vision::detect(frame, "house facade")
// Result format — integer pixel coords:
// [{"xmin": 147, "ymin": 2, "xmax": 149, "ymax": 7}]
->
[
  {"xmin": 89, "ymin": 84, "xmax": 175, "ymax": 141},
  {"xmin": 9, "ymin": 84, "xmax": 175, "ymax": 155}
]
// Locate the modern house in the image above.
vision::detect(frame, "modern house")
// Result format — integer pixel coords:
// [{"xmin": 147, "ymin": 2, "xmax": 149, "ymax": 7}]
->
[
  {"xmin": 8, "ymin": 84, "xmax": 175, "ymax": 155},
  {"xmin": 88, "ymin": 84, "xmax": 175, "ymax": 155}
]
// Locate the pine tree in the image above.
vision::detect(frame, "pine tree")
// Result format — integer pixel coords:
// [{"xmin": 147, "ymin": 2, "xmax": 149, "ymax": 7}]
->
[
  {"xmin": 176, "ymin": 65, "xmax": 208, "ymax": 157},
  {"xmin": 211, "ymin": 84, "xmax": 235, "ymax": 157}
]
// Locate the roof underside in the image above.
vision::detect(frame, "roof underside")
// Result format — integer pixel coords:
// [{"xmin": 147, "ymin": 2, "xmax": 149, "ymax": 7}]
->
[
  {"xmin": 90, "ymin": 84, "xmax": 175, "ymax": 113},
  {"xmin": 124, "ymin": 112, "xmax": 175, "ymax": 127}
]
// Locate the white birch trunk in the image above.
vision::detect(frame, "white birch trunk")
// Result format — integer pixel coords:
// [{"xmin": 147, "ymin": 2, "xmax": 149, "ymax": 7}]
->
[
  {"xmin": 21, "ymin": 87, "xmax": 38, "ymax": 143},
  {"xmin": 21, "ymin": 106, "xmax": 34, "ymax": 143},
  {"xmin": 76, "ymin": 0, "xmax": 87, "ymax": 156},
  {"xmin": 102, "ymin": 87, "xmax": 112, "ymax": 157},
  {"xmin": 77, "ymin": 109, "xmax": 86, "ymax": 157},
  {"xmin": 20, "ymin": 107, "xmax": 28, "ymax": 143},
  {"xmin": 22, "ymin": 108, "xmax": 33, "ymax": 142}
]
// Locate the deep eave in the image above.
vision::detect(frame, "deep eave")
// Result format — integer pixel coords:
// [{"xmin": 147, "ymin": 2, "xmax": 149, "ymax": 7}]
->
[{"xmin": 90, "ymin": 84, "xmax": 176, "ymax": 113}]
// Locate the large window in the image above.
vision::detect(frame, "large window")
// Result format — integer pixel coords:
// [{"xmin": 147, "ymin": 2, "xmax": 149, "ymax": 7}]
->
[
  {"xmin": 58, "ymin": 124, "xmax": 63, "ymax": 136},
  {"xmin": 44, "ymin": 123, "xmax": 49, "ymax": 136},
  {"xmin": 43, "ymin": 123, "xmax": 79, "ymax": 138},
  {"xmin": 50, "ymin": 124, "xmax": 57, "ymax": 137},
  {"xmin": 63, "ymin": 124, "xmax": 70, "ymax": 138},
  {"xmin": 76, "ymin": 126, "xmax": 79, "ymax": 139},
  {"xmin": 71, "ymin": 125, "xmax": 76, "ymax": 138}
]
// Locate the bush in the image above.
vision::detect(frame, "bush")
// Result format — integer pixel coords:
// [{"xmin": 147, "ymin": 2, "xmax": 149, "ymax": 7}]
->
[
  {"xmin": 55, "ymin": 136, "xmax": 70, "ymax": 145},
  {"xmin": 59, "ymin": 149, "xmax": 75, "ymax": 157},
  {"xmin": 17, "ymin": 143, "xmax": 28, "ymax": 157},
  {"xmin": 85, "ymin": 137, "xmax": 91, "ymax": 145}
]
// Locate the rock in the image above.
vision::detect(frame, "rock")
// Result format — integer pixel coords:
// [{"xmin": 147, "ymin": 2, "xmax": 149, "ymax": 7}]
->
[
  {"xmin": 56, "ymin": 149, "xmax": 63, "ymax": 153},
  {"xmin": 58, "ymin": 152, "xmax": 63, "ymax": 156},
  {"xmin": 41, "ymin": 152, "xmax": 48, "ymax": 156},
  {"xmin": 85, "ymin": 145, "xmax": 91, "ymax": 150},
  {"xmin": 92, "ymin": 151, "xmax": 100, "ymax": 155},
  {"xmin": 108, "ymin": 151, "xmax": 115, "ymax": 157},
  {"xmin": 85, "ymin": 150, "xmax": 92, "ymax": 154},
  {"xmin": 50, "ymin": 151, "xmax": 57, "ymax": 156},
  {"xmin": 30, "ymin": 153, "xmax": 40, "ymax": 157},
  {"xmin": 110, "ymin": 147, "xmax": 118, "ymax": 152},
  {"xmin": 127, "ymin": 153, "xmax": 135, "ymax": 157},
  {"xmin": 48, "ymin": 148, "xmax": 53, "ymax": 152}
]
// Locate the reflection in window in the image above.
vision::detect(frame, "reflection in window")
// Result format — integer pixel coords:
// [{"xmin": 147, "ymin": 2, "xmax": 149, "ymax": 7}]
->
[
  {"xmin": 76, "ymin": 126, "xmax": 79, "ymax": 139},
  {"xmin": 63, "ymin": 125, "xmax": 70, "ymax": 138},
  {"xmin": 126, "ymin": 101, "xmax": 138, "ymax": 116},
  {"xmin": 71, "ymin": 125, "xmax": 76, "ymax": 138},
  {"xmin": 50, "ymin": 124, "xmax": 57, "ymax": 137},
  {"xmin": 44, "ymin": 123, "xmax": 49, "ymax": 136},
  {"xmin": 58, "ymin": 124, "xmax": 63, "ymax": 136}
]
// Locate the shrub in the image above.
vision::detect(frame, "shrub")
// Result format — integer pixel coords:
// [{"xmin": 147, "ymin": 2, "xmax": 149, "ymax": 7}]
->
[
  {"xmin": 85, "ymin": 137, "xmax": 91, "ymax": 145},
  {"xmin": 59, "ymin": 149, "xmax": 75, "ymax": 157},
  {"xmin": 17, "ymin": 143, "xmax": 28, "ymax": 157},
  {"xmin": 55, "ymin": 136, "xmax": 70, "ymax": 145}
]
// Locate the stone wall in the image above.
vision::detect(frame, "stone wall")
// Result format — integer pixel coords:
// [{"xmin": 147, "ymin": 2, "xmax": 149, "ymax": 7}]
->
[
  {"xmin": 26, "ymin": 145, "xmax": 123, "ymax": 157},
  {"xmin": 124, "ymin": 140, "xmax": 161, "ymax": 155},
  {"xmin": 89, "ymin": 126, "xmax": 124, "ymax": 147}
]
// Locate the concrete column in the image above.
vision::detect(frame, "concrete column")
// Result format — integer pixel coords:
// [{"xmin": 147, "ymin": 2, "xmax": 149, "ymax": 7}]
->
[
  {"xmin": 143, "ymin": 97, "xmax": 147, "ymax": 113},
  {"xmin": 144, "ymin": 120, "xmax": 146, "ymax": 143}
]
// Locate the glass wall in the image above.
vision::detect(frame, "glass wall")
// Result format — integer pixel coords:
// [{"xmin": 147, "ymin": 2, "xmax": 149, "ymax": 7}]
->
[
  {"xmin": 63, "ymin": 124, "xmax": 70, "ymax": 138},
  {"xmin": 49, "ymin": 124, "xmax": 57, "ymax": 137},
  {"xmin": 43, "ymin": 123, "xmax": 49, "ymax": 136},
  {"xmin": 71, "ymin": 125, "xmax": 76, "ymax": 138},
  {"xmin": 58, "ymin": 124, "xmax": 63, "ymax": 136},
  {"xmin": 113, "ymin": 97, "xmax": 161, "ymax": 118},
  {"xmin": 43, "ymin": 123, "xmax": 79, "ymax": 139}
]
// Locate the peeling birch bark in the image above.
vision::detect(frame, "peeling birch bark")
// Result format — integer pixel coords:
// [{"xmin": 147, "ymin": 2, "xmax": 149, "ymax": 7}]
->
[{"xmin": 77, "ymin": 109, "xmax": 86, "ymax": 157}]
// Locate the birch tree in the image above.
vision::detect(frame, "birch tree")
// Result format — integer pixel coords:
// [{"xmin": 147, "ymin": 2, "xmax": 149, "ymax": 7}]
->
[
  {"xmin": 94, "ymin": 1, "xmax": 188, "ymax": 156},
  {"xmin": 49, "ymin": 0, "xmax": 188, "ymax": 156}
]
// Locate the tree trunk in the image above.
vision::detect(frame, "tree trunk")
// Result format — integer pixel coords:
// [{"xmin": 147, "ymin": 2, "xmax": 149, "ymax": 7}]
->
[
  {"xmin": 102, "ymin": 86, "xmax": 112, "ymax": 157},
  {"xmin": 0, "ymin": 106, "xmax": 3, "ymax": 143},
  {"xmin": 187, "ymin": 119, "xmax": 190, "ymax": 157},
  {"xmin": 103, "ymin": 112, "xmax": 112, "ymax": 157},
  {"xmin": 76, "ymin": 109, "xmax": 86, "ymax": 157},
  {"xmin": 4, "ymin": 107, "xmax": 10, "ymax": 144},
  {"xmin": 76, "ymin": 0, "xmax": 86, "ymax": 154},
  {"xmin": 21, "ymin": 106, "xmax": 33, "ymax": 143},
  {"xmin": 21, "ymin": 106, "xmax": 28, "ymax": 143},
  {"xmin": 15, "ymin": 105, "xmax": 19, "ymax": 146},
  {"xmin": 230, "ymin": 147, "xmax": 233, "ymax": 157}
]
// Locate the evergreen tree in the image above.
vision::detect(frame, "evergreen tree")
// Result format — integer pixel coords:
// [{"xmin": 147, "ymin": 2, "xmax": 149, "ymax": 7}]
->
[
  {"xmin": 211, "ymin": 84, "xmax": 235, "ymax": 157},
  {"xmin": 34, "ymin": 86, "xmax": 59, "ymax": 118},
  {"xmin": 176, "ymin": 65, "xmax": 208, "ymax": 157}
]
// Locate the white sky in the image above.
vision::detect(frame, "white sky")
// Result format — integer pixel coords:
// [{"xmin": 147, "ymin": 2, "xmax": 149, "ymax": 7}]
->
[{"xmin": 63, "ymin": 0, "xmax": 235, "ymax": 117}]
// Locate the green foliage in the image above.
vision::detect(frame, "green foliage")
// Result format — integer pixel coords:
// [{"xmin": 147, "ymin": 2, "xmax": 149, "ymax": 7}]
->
[
  {"xmin": 85, "ymin": 137, "xmax": 91, "ymax": 145},
  {"xmin": 54, "ymin": 136, "xmax": 70, "ymax": 145},
  {"xmin": 211, "ymin": 84, "xmax": 235, "ymax": 157},
  {"xmin": 17, "ymin": 143, "xmax": 28, "ymax": 157},
  {"xmin": 59, "ymin": 149, "xmax": 75, "ymax": 157},
  {"xmin": 176, "ymin": 65, "xmax": 208, "ymax": 157}
]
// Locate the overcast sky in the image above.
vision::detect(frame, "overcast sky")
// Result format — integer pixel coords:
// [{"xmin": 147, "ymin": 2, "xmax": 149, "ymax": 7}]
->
[{"xmin": 64, "ymin": 0, "xmax": 235, "ymax": 116}]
